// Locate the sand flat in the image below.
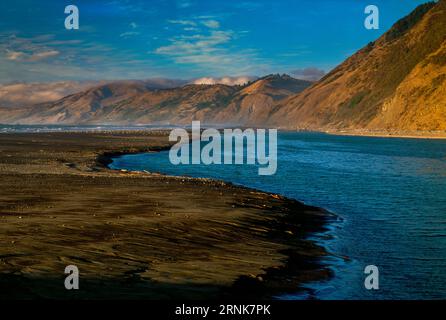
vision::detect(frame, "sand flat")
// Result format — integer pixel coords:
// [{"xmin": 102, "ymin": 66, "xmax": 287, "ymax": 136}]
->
[{"xmin": 0, "ymin": 131, "xmax": 331, "ymax": 299}]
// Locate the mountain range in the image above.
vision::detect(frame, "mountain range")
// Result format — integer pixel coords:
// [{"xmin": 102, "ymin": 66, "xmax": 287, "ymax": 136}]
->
[
  {"xmin": 0, "ymin": 75, "xmax": 311, "ymax": 126},
  {"xmin": 0, "ymin": 1, "xmax": 445, "ymax": 132}
]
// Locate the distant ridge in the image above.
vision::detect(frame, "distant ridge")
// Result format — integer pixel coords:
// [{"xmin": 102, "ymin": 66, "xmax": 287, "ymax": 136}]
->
[{"xmin": 0, "ymin": 75, "xmax": 311, "ymax": 125}]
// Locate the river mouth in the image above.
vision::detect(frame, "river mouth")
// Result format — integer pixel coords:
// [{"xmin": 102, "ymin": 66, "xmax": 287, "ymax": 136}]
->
[{"xmin": 110, "ymin": 131, "xmax": 446, "ymax": 299}]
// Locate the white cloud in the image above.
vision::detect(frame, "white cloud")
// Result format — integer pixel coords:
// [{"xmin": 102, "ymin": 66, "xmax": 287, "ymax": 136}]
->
[
  {"xmin": 120, "ymin": 31, "xmax": 140, "ymax": 38},
  {"xmin": 6, "ymin": 51, "xmax": 24, "ymax": 61},
  {"xmin": 29, "ymin": 50, "xmax": 60, "ymax": 61},
  {"xmin": 290, "ymin": 68, "xmax": 326, "ymax": 81},
  {"xmin": 1, "ymin": 34, "xmax": 61, "ymax": 63},
  {"xmin": 0, "ymin": 33, "xmax": 165, "ymax": 83},
  {"xmin": 156, "ymin": 30, "xmax": 232, "ymax": 57},
  {"xmin": 192, "ymin": 76, "xmax": 255, "ymax": 86},
  {"xmin": 120, "ymin": 22, "xmax": 141, "ymax": 38},
  {"xmin": 202, "ymin": 20, "xmax": 220, "ymax": 29},
  {"xmin": 5, "ymin": 49, "xmax": 60, "ymax": 62},
  {"xmin": 177, "ymin": 0, "xmax": 193, "ymax": 8},
  {"xmin": 168, "ymin": 19, "xmax": 197, "ymax": 26},
  {"xmin": 155, "ymin": 21, "xmax": 268, "ymax": 75}
]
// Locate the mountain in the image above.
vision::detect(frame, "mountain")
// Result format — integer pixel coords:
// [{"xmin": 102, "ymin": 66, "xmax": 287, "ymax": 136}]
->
[
  {"xmin": 269, "ymin": 1, "xmax": 446, "ymax": 131},
  {"xmin": 0, "ymin": 79, "xmax": 187, "ymax": 110},
  {"xmin": 0, "ymin": 81, "xmax": 103, "ymax": 108},
  {"xmin": 1, "ymin": 75, "xmax": 311, "ymax": 125},
  {"xmin": 211, "ymin": 74, "xmax": 312, "ymax": 125}
]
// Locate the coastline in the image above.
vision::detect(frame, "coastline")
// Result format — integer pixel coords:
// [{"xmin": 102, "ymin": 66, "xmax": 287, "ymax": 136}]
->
[
  {"xmin": 0, "ymin": 130, "xmax": 333, "ymax": 299},
  {"xmin": 275, "ymin": 127, "xmax": 446, "ymax": 140},
  {"xmin": 324, "ymin": 129, "xmax": 446, "ymax": 140}
]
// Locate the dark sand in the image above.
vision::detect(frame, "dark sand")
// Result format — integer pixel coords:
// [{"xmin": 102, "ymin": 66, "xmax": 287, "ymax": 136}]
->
[{"xmin": 0, "ymin": 131, "xmax": 333, "ymax": 299}]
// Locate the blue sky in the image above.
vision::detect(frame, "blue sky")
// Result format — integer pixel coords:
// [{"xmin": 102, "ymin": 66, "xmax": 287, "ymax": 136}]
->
[{"xmin": 0, "ymin": 0, "xmax": 430, "ymax": 83}]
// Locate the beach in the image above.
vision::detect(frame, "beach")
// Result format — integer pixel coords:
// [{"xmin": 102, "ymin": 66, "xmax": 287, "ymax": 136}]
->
[
  {"xmin": 324, "ymin": 129, "xmax": 446, "ymax": 140},
  {"xmin": 0, "ymin": 131, "xmax": 332, "ymax": 299}
]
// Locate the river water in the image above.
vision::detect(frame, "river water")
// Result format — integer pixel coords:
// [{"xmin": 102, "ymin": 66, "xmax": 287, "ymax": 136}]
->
[{"xmin": 110, "ymin": 132, "xmax": 446, "ymax": 299}]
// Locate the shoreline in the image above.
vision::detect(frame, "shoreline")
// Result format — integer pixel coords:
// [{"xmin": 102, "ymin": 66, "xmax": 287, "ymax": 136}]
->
[
  {"xmin": 323, "ymin": 129, "xmax": 446, "ymax": 140},
  {"xmin": 0, "ymin": 130, "xmax": 334, "ymax": 299},
  {"xmin": 95, "ymin": 135, "xmax": 339, "ymax": 300},
  {"xmin": 3, "ymin": 124, "xmax": 446, "ymax": 140}
]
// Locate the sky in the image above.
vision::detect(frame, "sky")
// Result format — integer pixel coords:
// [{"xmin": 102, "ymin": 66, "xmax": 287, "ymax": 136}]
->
[{"xmin": 0, "ymin": 0, "xmax": 431, "ymax": 83}]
